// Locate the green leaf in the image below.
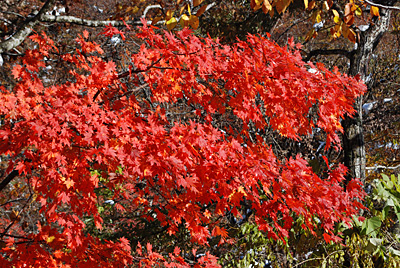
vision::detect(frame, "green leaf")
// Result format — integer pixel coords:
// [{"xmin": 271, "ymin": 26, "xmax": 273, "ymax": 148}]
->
[
  {"xmin": 352, "ymin": 215, "xmax": 362, "ymax": 227},
  {"xmin": 365, "ymin": 216, "xmax": 382, "ymax": 237},
  {"xmin": 382, "ymin": 173, "xmax": 390, "ymax": 183},
  {"xmin": 387, "ymin": 198, "xmax": 395, "ymax": 207},
  {"xmin": 382, "ymin": 206, "xmax": 390, "ymax": 220},
  {"xmin": 389, "ymin": 247, "xmax": 400, "ymax": 256},
  {"xmin": 98, "ymin": 206, "xmax": 105, "ymax": 213},
  {"xmin": 387, "ymin": 180, "xmax": 394, "ymax": 189},
  {"xmin": 370, "ymin": 237, "xmax": 383, "ymax": 246}
]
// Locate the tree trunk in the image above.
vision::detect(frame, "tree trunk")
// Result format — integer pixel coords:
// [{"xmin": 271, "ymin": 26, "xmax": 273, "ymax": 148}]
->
[{"xmin": 344, "ymin": 7, "xmax": 392, "ymax": 185}]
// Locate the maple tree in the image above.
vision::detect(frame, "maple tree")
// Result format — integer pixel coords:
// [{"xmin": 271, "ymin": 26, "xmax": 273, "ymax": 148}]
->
[{"xmin": 0, "ymin": 19, "xmax": 368, "ymax": 266}]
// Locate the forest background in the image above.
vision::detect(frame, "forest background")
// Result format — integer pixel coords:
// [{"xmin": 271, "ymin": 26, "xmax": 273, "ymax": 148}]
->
[{"xmin": 0, "ymin": 0, "xmax": 399, "ymax": 267}]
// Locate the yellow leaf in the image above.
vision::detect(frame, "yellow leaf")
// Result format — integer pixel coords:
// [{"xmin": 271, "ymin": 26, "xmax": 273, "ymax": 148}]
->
[
  {"xmin": 180, "ymin": 14, "xmax": 190, "ymax": 28},
  {"xmin": 193, "ymin": 0, "xmax": 203, "ymax": 7},
  {"xmin": 332, "ymin": 9, "xmax": 340, "ymax": 24},
  {"xmin": 196, "ymin": 4, "xmax": 207, "ymax": 17},
  {"xmin": 189, "ymin": 15, "xmax": 199, "ymax": 29},
  {"xmin": 311, "ymin": 10, "xmax": 321, "ymax": 23},
  {"xmin": 166, "ymin": 17, "xmax": 178, "ymax": 31},
  {"xmin": 304, "ymin": 0, "xmax": 308, "ymax": 9},
  {"xmin": 262, "ymin": 0, "xmax": 272, "ymax": 13},
  {"xmin": 370, "ymin": 6, "xmax": 379, "ymax": 17},
  {"xmin": 355, "ymin": 5, "xmax": 362, "ymax": 16},
  {"xmin": 255, "ymin": 0, "xmax": 263, "ymax": 5},
  {"xmin": 187, "ymin": 3, "xmax": 191, "ymax": 15},
  {"xmin": 46, "ymin": 236, "xmax": 55, "ymax": 244}
]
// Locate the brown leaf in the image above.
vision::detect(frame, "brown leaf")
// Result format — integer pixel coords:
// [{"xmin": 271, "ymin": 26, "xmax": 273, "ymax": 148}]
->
[
  {"xmin": 189, "ymin": 15, "xmax": 199, "ymax": 29},
  {"xmin": 152, "ymin": 16, "xmax": 163, "ymax": 25},
  {"xmin": 196, "ymin": 4, "xmax": 208, "ymax": 17},
  {"xmin": 347, "ymin": 28, "xmax": 356, "ymax": 43},
  {"xmin": 275, "ymin": 0, "xmax": 292, "ymax": 14},
  {"xmin": 193, "ymin": 0, "xmax": 203, "ymax": 7}
]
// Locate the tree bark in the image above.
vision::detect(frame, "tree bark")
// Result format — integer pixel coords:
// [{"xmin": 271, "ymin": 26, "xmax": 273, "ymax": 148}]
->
[{"xmin": 344, "ymin": 8, "xmax": 392, "ymax": 185}]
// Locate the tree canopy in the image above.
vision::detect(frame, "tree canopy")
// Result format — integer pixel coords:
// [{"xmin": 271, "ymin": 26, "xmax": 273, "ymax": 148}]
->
[
  {"xmin": 1, "ymin": 0, "xmax": 400, "ymax": 267},
  {"xmin": 0, "ymin": 20, "xmax": 367, "ymax": 266}
]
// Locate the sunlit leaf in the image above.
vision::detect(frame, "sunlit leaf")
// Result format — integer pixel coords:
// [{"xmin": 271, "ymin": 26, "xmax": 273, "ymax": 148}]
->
[
  {"xmin": 332, "ymin": 9, "xmax": 340, "ymax": 24},
  {"xmin": 166, "ymin": 17, "xmax": 178, "ymax": 31},
  {"xmin": 355, "ymin": 5, "xmax": 362, "ymax": 16},
  {"xmin": 180, "ymin": 14, "xmax": 190, "ymax": 28},
  {"xmin": 371, "ymin": 6, "xmax": 380, "ymax": 17},
  {"xmin": 262, "ymin": 0, "xmax": 272, "ymax": 13}
]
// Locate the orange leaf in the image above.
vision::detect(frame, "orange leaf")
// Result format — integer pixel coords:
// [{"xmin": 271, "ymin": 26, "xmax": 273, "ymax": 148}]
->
[
  {"xmin": 212, "ymin": 226, "xmax": 228, "ymax": 238},
  {"xmin": 370, "ymin": 6, "xmax": 379, "ymax": 17},
  {"xmin": 262, "ymin": 0, "xmax": 272, "ymax": 13}
]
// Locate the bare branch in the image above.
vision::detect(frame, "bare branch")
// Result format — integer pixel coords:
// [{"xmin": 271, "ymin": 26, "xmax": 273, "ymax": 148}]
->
[
  {"xmin": 0, "ymin": 0, "xmax": 218, "ymax": 54},
  {"xmin": 40, "ymin": 14, "xmax": 143, "ymax": 27},
  {"xmin": 364, "ymin": 0, "xmax": 400, "ymax": 11},
  {"xmin": 0, "ymin": 0, "xmax": 55, "ymax": 54},
  {"xmin": 0, "ymin": 170, "xmax": 19, "ymax": 192},
  {"xmin": 205, "ymin": 2, "xmax": 217, "ymax": 12},
  {"xmin": 366, "ymin": 164, "xmax": 400, "ymax": 170},
  {"xmin": 304, "ymin": 48, "xmax": 352, "ymax": 62},
  {"xmin": 142, "ymin": 5, "xmax": 162, "ymax": 18}
]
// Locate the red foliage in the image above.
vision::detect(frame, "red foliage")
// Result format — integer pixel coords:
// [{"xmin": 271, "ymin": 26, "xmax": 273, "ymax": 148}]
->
[{"xmin": 0, "ymin": 25, "xmax": 366, "ymax": 266}]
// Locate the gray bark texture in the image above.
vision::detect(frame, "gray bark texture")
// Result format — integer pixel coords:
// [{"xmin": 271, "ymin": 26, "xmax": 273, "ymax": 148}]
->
[
  {"xmin": 344, "ymin": 7, "xmax": 393, "ymax": 185},
  {"xmin": 0, "ymin": 0, "xmax": 55, "ymax": 54}
]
